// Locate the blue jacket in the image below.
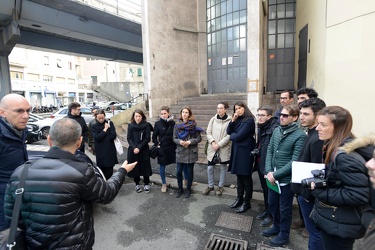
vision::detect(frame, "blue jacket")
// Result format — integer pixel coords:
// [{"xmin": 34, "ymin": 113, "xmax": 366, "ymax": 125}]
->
[{"xmin": 0, "ymin": 117, "xmax": 28, "ymax": 183}]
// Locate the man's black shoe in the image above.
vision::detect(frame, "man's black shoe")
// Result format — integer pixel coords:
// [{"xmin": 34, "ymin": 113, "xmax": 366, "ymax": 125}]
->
[
  {"xmin": 230, "ymin": 197, "xmax": 243, "ymax": 208},
  {"xmin": 256, "ymin": 210, "xmax": 269, "ymax": 220},
  {"xmin": 176, "ymin": 188, "xmax": 184, "ymax": 198},
  {"xmin": 269, "ymin": 236, "xmax": 289, "ymax": 247},
  {"xmin": 185, "ymin": 189, "xmax": 192, "ymax": 198},
  {"xmin": 260, "ymin": 216, "xmax": 273, "ymax": 227},
  {"xmin": 236, "ymin": 202, "xmax": 251, "ymax": 213},
  {"xmin": 261, "ymin": 227, "xmax": 279, "ymax": 237}
]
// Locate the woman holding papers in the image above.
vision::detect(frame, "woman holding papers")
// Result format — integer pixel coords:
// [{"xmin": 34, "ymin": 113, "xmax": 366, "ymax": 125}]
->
[
  {"xmin": 227, "ymin": 101, "xmax": 256, "ymax": 213},
  {"xmin": 309, "ymin": 106, "xmax": 370, "ymax": 250}
]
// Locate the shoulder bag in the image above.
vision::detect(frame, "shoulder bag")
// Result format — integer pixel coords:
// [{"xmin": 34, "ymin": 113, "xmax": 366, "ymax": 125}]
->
[
  {"xmin": 107, "ymin": 121, "xmax": 123, "ymax": 155},
  {"xmin": 1, "ymin": 162, "xmax": 31, "ymax": 250},
  {"xmin": 150, "ymin": 124, "xmax": 171, "ymax": 159}
]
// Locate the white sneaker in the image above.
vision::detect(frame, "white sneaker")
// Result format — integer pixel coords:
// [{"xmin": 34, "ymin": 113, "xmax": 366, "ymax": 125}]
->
[
  {"xmin": 135, "ymin": 185, "xmax": 143, "ymax": 193},
  {"xmin": 144, "ymin": 185, "xmax": 150, "ymax": 193}
]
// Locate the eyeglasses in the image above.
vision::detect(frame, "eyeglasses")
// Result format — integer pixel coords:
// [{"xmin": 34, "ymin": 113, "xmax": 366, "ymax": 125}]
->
[
  {"xmin": 256, "ymin": 114, "xmax": 267, "ymax": 117},
  {"xmin": 280, "ymin": 113, "xmax": 290, "ymax": 118},
  {"xmin": 4, "ymin": 108, "xmax": 31, "ymax": 114}
]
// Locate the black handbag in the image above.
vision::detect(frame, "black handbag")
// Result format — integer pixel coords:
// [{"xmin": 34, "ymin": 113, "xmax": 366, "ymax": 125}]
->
[
  {"xmin": 149, "ymin": 124, "xmax": 171, "ymax": 159},
  {"xmin": 149, "ymin": 145, "xmax": 158, "ymax": 159},
  {"xmin": 0, "ymin": 162, "xmax": 31, "ymax": 250},
  {"xmin": 212, "ymin": 151, "xmax": 221, "ymax": 164}
]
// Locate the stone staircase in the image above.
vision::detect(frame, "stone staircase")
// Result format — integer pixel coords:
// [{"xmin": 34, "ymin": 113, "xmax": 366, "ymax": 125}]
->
[
  {"xmin": 115, "ymin": 94, "xmax": 247, "ymax": 164},
  {"xmin": 169, "ymin": 93, "xmax": 247, "ymax": 164}
]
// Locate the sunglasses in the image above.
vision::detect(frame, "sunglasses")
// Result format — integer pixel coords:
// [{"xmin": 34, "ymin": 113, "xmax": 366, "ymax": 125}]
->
[{"xmin": 280, "ymin": 113, "xmax": 290, "ymax": 118}]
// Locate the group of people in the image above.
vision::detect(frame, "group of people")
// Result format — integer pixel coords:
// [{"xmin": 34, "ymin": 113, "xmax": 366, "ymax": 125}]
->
[{"xmin": 1, "ymin": 91, "xmax": 375, "ymax": 250}]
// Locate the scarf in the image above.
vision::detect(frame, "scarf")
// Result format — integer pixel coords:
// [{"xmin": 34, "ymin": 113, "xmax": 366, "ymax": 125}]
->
[
  {"xmin": 0, "ymin": 116, "xmax": 23, "ymax": 138},
  {"xmin": 175, "ymin": 120, "xmax": 204, "ymax": 140},
  {"xmin": 216, "ymin": 113, "xmax": 228, "ymax": 120}
]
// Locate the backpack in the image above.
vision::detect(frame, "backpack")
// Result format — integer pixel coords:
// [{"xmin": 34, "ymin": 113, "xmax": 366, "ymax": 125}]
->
[{"xmin": 334, "ymin": 147, "xmax": 375, "ymax": 228}]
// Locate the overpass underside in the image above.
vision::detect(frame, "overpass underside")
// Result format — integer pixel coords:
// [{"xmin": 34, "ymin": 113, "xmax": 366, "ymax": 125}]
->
[{"xmin": 0, "ymin": 0, "xmax": 143, "ymax": 98}]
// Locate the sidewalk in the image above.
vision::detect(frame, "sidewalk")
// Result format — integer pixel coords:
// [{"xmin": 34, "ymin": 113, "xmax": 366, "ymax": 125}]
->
[{"xmin": 87, "ymin": 149, "xmax": 310, "ymax": 250}]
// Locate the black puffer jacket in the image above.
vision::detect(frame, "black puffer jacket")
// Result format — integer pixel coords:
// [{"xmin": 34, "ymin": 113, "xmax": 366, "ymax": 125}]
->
[
  {"xmin": 310, "ymin": 139, "xmax": 370, "ymax": 239},
  {"xmin": 4, "ymin": 147, "xmax": 127, "ymax": 249}
]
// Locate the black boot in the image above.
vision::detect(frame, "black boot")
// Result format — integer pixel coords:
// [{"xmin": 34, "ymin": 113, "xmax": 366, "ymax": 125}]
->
[
  {"xmin": 185, "ymin": 188, "xmax": 192, "ymax": 198},
  {"xmin": 176, "ymin": 188, "xmax": 184, "ymax": 198},
  {"xmin": 237, "ymin": 201, "xmax": 251, "ymax": 213},
  {"xmin": 230, "ymin": 197, "xmax": 243, "ymax": 208}
]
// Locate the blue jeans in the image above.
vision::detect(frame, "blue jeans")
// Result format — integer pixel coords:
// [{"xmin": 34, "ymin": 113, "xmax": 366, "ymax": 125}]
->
[
  {"xmin": 0, "ymin": 182, "xmax": 10, "ymax": 231},
  {"xmin": 268, "ymin": 184, "xmax": 294, "ymax": 240},
  {"xmin": 160, "ymin": 164, "xmax": 166, "ymax": 184},
  {"xmin": 207, "ymin": 163, "xmax": 226, "ymax": 188},
  {"xmin": 298, "ymin": 195, "xmax": 324, "ymax": 250},
  {"xmin": 177, "ymin": 163, "xmax": 194, "ymax": 189}
]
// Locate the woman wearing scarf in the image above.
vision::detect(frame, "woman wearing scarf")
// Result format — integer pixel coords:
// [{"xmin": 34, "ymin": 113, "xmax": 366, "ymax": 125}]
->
[
  {"xmin": 227, "ymin": 101, "xmax": 256, "ymax": 213},
  {"xmin": 173, "ymin": 106, "xmax": 203, "ymax": 198},
  {"xmin": 127, "ymin": 109, "xmax": 153, "ymax": 193},
  {"xmin": 152, "ymin": 106, "xmax": 176, "ymax": 193},
  {"xmin": 203, "ymin": 101, "xmax": 232, "ymax": 196}
]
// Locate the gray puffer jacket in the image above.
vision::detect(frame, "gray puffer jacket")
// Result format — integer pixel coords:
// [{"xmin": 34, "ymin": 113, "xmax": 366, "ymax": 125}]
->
[{"xmin": 4, "ymin": 147, "xmax": 127, "ymax": 249}]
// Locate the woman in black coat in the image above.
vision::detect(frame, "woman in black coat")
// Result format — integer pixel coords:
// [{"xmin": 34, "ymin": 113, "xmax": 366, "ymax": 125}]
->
[
  {"xmin": 227, "ymin": 101, "xmax": 256, "ymax": 213},
  {"xmin": 91, "ymin": 109, "xmax": 118, "ymax": 179},
  {"xmin": 152, "ymin": 106, "xmax": 176, "ymax": 193},
  {"xmin": 127, "ymin": 109, "xmax": 153, "ymax": 193}
]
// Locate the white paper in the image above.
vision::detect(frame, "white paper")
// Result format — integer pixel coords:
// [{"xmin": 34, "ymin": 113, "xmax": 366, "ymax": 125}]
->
[{"xmin": 291, "ymin": 161, "xmax": 325, "ymax": 183}]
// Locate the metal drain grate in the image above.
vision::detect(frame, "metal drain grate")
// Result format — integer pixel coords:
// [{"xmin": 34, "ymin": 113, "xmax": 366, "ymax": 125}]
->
[
  {"xmin": 205, "ymin": 233, "xmax": 248, "ymax": 250},
  {"xmin": 256, "ymin": 243, "xmax": 289, "ymax": 250},
  {"xmin": 215, "ymin": 211, "xmax": 253, "ymax": 232}
]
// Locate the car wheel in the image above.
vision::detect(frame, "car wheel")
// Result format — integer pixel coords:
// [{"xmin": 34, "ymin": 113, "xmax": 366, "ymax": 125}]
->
[
  {"xmin": 41, "ymin": 127, "xmax": 50, "ymax": 139},
  {"xmin": 106, "ymin": 107, "xmax": 110, "ymax": 111}
]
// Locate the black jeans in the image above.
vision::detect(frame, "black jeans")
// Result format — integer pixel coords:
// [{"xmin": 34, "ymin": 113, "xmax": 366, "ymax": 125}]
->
[
  {"xmin": 134, "ymin": 176, "xmax": 150, "ymax": 185},
  {"xmin": 321, "ymin": 230, "xmax": 355, "ymax": 250},
  {"xmin": 236, "ymin": 174, "xmax": 253, "ymax": 202},
  {"xmin": 257, "ymin": 170, "xmax": 269, "ymax": 211}
]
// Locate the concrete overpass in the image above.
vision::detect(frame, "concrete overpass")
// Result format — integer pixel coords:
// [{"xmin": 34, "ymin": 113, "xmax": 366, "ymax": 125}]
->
[{"xmin": 0, "ymin": 0, "xmax": 143, "ymax": 98}]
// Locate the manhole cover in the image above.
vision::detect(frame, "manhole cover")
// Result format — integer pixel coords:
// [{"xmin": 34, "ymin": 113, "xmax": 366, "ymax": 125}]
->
[
  {"xmin": 215, "ymin": 211, "xmax": 253, "ymax": 232},
  {"xmin": 256, "ymin": 243, "xmax": 290, "ymax": 250},
  {"xmin": 205, "ymin": 233, "xmax": 248, "ymax": 250}
]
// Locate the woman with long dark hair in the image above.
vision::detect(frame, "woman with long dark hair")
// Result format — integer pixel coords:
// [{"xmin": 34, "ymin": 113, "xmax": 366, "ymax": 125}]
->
[
  {"xmin": 310, "ymin": 106, "xmax": 370, "ymax": 250},
  {"xmin": 173, "ymin": 106, "xmax": 203, "ymax": 198},
  {"xmin": 127, "ymin": 109, "xmax": 153, "ymax": 193},
  {"xmin": 152, "ymin": 106, "xmax": 176, "ymax": 192},
  {"xmin": 227, "ymin": 101, "xmax": 256, "ymax": 213}
]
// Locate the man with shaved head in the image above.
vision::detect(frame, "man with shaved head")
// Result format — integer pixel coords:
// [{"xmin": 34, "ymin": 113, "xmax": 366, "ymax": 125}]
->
[{"xmin": 0, "ymin": 93, "xmax": 31, "ymax": 231}]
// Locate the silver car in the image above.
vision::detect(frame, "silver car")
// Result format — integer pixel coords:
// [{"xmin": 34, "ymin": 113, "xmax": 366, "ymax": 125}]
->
[
  {"xmin": 28, "ymin": 113, "xmax": 55, "ymax": 139},
  {"xmin": 50, "ymin": 107, "xmax": 112, "ymax": 124}
]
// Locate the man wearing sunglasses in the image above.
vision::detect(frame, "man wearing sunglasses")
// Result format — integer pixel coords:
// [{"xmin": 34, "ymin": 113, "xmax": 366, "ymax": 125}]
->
[
  {"xmin": 0, "ymin": 93, "xmax": 31, "ymax": 232},
  {"xmin": 262, "ymin": 104, "xmax": 306, "ymax": 247}
]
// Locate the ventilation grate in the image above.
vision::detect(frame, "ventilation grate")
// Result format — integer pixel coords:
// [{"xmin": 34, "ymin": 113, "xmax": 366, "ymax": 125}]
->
[
  {"xmin": 205, "ymin": 233, "xmax": 248, "ymax": 250},
  {"xmin": 215, "ymin": 211, "xmax": 253, "ymax": 232}
]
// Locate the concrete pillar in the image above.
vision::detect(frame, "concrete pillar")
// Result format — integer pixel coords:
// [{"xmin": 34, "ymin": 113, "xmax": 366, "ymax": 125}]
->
[
  {"xmin": 247, "ymin": 0, "xmax": 263, "ymax": 115},
  {"xmin": 0, "ymin": 20, "xmax": 20, "ymax": 98},
  {"xmin": 142, "ymin": 0, "xmax": 206, "ymax": 118}
]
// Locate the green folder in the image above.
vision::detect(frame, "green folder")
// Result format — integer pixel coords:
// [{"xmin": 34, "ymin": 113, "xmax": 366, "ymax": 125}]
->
[{"xmin": 266, "ymin": 179, "xmax": 281, "ymax": 194}]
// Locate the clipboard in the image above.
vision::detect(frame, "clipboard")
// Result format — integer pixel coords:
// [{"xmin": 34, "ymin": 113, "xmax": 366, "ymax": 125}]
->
[{"xmin": 266, "ymin": 179, "xmax": 281, "ymax": 194}]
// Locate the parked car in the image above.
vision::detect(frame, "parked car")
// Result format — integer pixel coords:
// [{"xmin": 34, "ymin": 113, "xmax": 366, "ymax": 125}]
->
[
  {"xmin": 104, "ymin": 101, "xmax": 120, "ymax": 111},
  {"xmin": 50, "ymin": 107, "xmax": 113, "ymax": 124},
  {"xmin": 25, "ymin": 123, "xmax": 42, "ymax": 144},
  {"xmin": 111, "ymin": 103, "xmax": 132, "ymax": 115},
  {"xmin": 28, "ymin": 113, "xmax": 55, "ymax": 139}
]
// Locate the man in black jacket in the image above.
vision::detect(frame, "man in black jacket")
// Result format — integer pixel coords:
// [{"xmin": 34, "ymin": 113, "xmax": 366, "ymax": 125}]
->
[
  {"xmin": 66, "ymin": 102, "xmax": 88, "ymax": 152},
  {"xmin": 292, "ymin": 98, "xmax": 326, "ymax": 249},
  {"xmin": 254, "ymin": 106, "xmax": 278, "ymax": 227},
  {"xmin": 4, "ymin": 118, "xmax": 136, "ymax": 249}
]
